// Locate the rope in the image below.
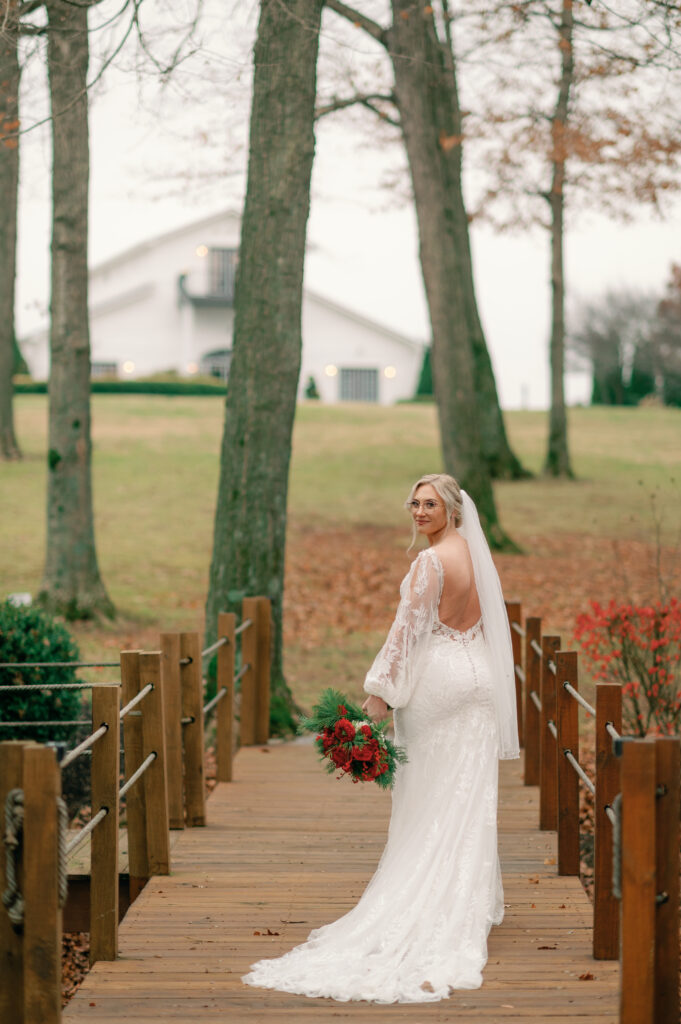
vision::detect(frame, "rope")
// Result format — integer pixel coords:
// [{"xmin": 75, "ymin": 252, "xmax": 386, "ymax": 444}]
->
[
  {"xmin": 119, "ymin": 683, "xmax": 153, "ymax": 720},
  {"xmin": 564, "ymin": 749, "xmax": 596, "ymax": 795},
  {"xmin": 234, "ymin": 618, "xmax": 253, "ymax": 637},
  {"xmin": 514, "ymin": 664, "xmax": 526, "ymax": 683},
  {"xmin": 0, "ymin": 682, "xmax": 119, "ymax": 692},
  {"xmin": 234, "ymin": 662, "xmax": 250, "ymax": 684},
  {"xmin": 59, "ymin": 722, "xmax": 109, "ymax": 769},
  {"xmin": 57, "ymin": 796, "xmax": 68, "ymax": 909},
  {"xmin": 547, "ymin": 719, "xmax": 557, "ymax": 739},
  {"xmin": 611, "ymin": 793, "xmax": 622, "ymax": 900},
  {"xmin": 530, "ymin": 690, "xmax": 542, "ymax": 712},
  {"xmin": 0, "ymin": 661, "xmax": 119, "ymax": 669},
  {"xmin": 119, "ymin": 752, "xmax": 156, "ymax": 800},
  {"xmin": 531, "ymin": 639, "xmax": 543, "ymax": 658},
  {"xmin": 547, "ymin": 659, "xmax": 557, "ymax": 676},
  {"xmin": 511, "ymin": 621, "xmax": 526, "ymax": 637},
  {"xmin": 0, "ymin": 720, "xmax": 91, "ymax": 727},
  {"xmin": 66, "ymin": 807, "xmax": 109, "ymax": 858},
  {"xmin": 201, "ymin": 637, "xmax": 228, "ymax": 660},
  {"xmin": 203, "ymin": 687, "xmax": 227, "ymax": 716},
  {"xmin": 563, "ymin": 682, "xmax": 595, "ymax": 717},
  {"xmin": 605, "ymin": 721, "xmax": 621, "ymax": 743},
  {"xmin": 2, "ymin": 788, "xmax": 24, "ymax": 930}
]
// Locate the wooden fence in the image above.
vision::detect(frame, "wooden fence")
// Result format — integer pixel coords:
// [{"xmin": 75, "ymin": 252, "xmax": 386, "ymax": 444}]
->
[
  {"xmin": 0, "ymin": 597, "xmax": 271, "ymax": 1024},
  {"xmin": 505, "ymin": 602, "xmax": 681, "ymax": 1024}
]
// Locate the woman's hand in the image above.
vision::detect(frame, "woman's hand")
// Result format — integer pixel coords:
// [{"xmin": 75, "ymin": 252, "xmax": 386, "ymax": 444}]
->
[{"xmin": 361, "ymin": 694, "xmax": 390, "ymax": 723}]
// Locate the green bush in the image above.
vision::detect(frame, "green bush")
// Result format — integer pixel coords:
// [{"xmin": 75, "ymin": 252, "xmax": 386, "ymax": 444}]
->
[
  {"xmin": 0, "ymin": 601, "xmax": 84, "ymax": 743},
  {"xmin": 14, "ymin": 379, "xmax": 226, "ymax": 396}
]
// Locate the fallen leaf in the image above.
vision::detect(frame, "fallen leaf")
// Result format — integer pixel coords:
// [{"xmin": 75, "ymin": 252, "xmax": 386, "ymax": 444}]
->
[
  {"xmin": 559, "ymin": 904, "xmax": 566, "ymax": 909},
  {"xmin": 538, "ymin": 945, "xmax": 557, "ymax": 950},
  {"xmin": 253, "ymin": 930, "xmax": 260, "ymax": 936},
  {"xmin": 544, "ymin": 857, "xmax": 556, "ymax": 865},
  {"xmin": 579, "ymin": 972, "xmax": 595, "ymax": 980}
]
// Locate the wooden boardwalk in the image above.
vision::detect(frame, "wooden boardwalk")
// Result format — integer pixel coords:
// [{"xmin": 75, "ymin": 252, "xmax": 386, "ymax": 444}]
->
[{"xmin": 63, "ymin": 742, "xmax": 619, "ymax": 1022}]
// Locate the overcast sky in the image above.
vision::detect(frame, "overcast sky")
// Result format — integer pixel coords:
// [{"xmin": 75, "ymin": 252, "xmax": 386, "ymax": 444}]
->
[{"xmin": 16, "ymin": 0, "xmax": 681, "ymax": 409}]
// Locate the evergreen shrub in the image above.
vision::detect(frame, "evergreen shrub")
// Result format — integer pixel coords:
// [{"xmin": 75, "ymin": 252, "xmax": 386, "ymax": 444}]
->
[
  {"xmin": 0, "ymin": 601, "xmax": 84, "ymax": 743},
  {"xmin": 14, "ymin": 380, "xmax": 226, "ymax": 396}
]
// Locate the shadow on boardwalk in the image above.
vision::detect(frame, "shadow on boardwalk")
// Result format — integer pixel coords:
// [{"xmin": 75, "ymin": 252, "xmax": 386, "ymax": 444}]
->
[{"xmin": 63, "ymin": 744, "xmax": 619, "ymax": 1022}]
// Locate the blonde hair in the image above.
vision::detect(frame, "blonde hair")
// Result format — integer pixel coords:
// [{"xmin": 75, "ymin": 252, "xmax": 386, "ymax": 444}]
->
[{"xmin": 405, "ymin": 473, "xmax": 463, "ymax": 551}]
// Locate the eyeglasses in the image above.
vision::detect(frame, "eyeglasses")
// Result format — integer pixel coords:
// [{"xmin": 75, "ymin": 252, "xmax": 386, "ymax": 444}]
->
[{"xmin": 407, "ymin": 499, "xmax": 442, "ymax": 512}]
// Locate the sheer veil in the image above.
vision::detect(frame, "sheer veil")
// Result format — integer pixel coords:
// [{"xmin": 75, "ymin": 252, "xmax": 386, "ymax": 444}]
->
[{"xmin": 459, "ymin": 490, "xmax": 520, "ymax": 760}]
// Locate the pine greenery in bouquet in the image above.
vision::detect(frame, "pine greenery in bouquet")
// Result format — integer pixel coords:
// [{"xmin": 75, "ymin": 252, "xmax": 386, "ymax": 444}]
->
[{"xmin": 300, "ymin": 688, "xmax": 407, "ymax": 789}]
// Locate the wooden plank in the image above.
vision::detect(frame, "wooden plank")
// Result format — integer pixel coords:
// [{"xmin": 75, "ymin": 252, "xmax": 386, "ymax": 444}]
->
[
  {"xmin": 539, "ymin": 635, "xmax": 560, "ymax": 831},
  {"xmin": 653, "ymin": 736, "xmax": 680, "ymax": 1024},
  {"xmin": 216, "ymin": 612, "xmax": 236, "ymax": 783},
  {"xmin": 254, "ymin": 597, "xmax": 272, "ymax": 745},
  {"xmin": 160, "ymin": 633, "xmax": 184, "ymax": 829},
  {"xmin": 506, "ymin": 601, "xmax": 524, "ymax": 747},
  {"xmin": 90, "ymin": 685, "xmax": 121, "ymax": 963},
  {"xmin": 593, "ymin": 683, "xmax": 621, "ymax": 961},
  {"xmin": 121, "ymin": 651, "xmax": 149, "ymax": 898},
  {"xmin": 139, "ymin": 652, "xmax": 170, "ymax": 873},
  {"xmin": 240, "ymin": 600, "xmax": 258, "ymax": 746},
  {"xmin": 23, "ymin": 744, "xmax": 61, "ymax": 1024},
  {"xmin": 0, "ymin": 741, "xmax": 27, "ymax": 1024},
  {"xmin": 179, "ymin": 633, "xmax": 206, "ymax": 827},
  {"xmin": 620, "ymin": 739, "xmax": 656, "ymax": 1024},
  {"xmin": 556, "ymin": 651, "xmax": 579, "ymax": 876},
  {"xmin": 63, "ymin": 745, "xmax": 618, "ymax": 1024},
  {"xmin": 524, "ymin": 618, "xmax": 541, "ymax": 786}
]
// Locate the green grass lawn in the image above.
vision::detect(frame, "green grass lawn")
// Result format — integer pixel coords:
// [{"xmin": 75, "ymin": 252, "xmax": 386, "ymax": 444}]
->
[{"xmin": 2, "ymin": 396, "xmax": 679, "ymax": 712}]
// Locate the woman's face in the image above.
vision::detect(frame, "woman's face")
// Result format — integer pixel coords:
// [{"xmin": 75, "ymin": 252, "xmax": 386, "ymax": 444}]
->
[{"xmin": 409, "ymin": 483, "xmax": 449, "ymax": 539}]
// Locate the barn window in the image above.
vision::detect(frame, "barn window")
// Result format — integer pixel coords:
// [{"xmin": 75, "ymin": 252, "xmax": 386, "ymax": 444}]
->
[
  {"xmin": 339, "ymin": 368, "xmax": 379, "ymax": 402},
  {"xmin": 91, "ymin": 361, "xmax": 118, "ymax": 379}
]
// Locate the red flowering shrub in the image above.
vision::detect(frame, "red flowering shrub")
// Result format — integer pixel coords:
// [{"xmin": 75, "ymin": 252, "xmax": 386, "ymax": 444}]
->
[{"xmin": 574, "ymin": 599, "xmax": 681, "ymax": 736}]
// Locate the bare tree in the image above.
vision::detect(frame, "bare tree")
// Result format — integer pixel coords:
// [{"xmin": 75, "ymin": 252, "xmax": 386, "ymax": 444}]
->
[{"xmin": 205, "ymin": 0, "xmax": 325, "ymax": 730}]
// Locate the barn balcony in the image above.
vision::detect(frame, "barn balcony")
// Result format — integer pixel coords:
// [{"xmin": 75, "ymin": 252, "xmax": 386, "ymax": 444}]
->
[{"xmin": 178, "ymin": 247, "xmax": 238, "ymax": 307}]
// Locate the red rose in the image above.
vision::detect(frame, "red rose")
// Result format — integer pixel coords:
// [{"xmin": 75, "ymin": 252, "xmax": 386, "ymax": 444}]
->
[
  {"xmin": 334, "ymin": 718, "xmax": 355, "ymax": 741},
  {"xmin": 360, "ymin": 724, "xmax": 373, "ymax": 738},
  {"xmin": 351, "ymin": 743, "xmax": 373, "ymax": 762}
]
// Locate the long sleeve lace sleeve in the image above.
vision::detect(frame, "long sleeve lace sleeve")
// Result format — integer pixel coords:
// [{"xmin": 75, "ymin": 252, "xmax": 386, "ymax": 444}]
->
[{"xmin": 363, "ymin": 548, "xmax": 443, "ymax": 709}]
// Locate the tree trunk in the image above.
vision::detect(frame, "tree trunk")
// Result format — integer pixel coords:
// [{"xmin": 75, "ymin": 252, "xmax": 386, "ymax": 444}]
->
[
  {"xmin": 0, "ymin": 1, "xmax": 21, "ymax": 461},
  {"xmin": 205, "ymin": 0, "xmax": 324, "ymax": 730},
  {"xmin": 544, "ymin": 0, "xmax": 575, "ymax": 478},
  {"xmin": 388, "ymin": 0, "xmax": 516, "ymax": 548},
  {"xmin": 39, "ymin": 0, "xmax": 114, "ymax": 619}
]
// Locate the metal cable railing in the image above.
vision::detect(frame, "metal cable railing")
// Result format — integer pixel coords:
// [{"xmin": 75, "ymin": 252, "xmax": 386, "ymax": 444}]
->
[
  {"xmin": 0, "ymin": 681, "xmax": 119, "ymax": 692},
  {"xmin": 0, "ymin": 661, "xmax": 119, "ymax": 669}
]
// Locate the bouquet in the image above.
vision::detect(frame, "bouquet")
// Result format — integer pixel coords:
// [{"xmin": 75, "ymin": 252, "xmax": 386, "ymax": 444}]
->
[{"xmin": 300, "ymin": 688, "xmax": 407, "ymax": 789}]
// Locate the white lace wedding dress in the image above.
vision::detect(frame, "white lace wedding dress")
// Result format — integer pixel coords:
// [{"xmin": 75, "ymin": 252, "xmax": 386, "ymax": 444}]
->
[{"xmin": 242, "ymin": 545, "xmax": 503, "ymax": 1003}]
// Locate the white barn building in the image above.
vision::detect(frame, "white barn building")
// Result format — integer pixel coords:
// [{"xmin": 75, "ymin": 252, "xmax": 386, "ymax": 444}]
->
[{"xmin": 21, "ymin": 210, "xmax": 425, "ymax": 405}]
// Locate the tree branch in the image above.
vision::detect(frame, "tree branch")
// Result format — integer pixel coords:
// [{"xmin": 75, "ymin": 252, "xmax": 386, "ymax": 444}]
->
[
  {"xmin": 315, "ymin": 91, "xmax": 399, "ymax": 126},
  {"xmin": 324, "ymin": 0, "xmax": 388, "ymax": 48}
]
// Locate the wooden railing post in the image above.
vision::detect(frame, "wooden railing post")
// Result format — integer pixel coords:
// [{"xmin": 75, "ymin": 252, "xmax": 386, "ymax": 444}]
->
[
  {"xmin": 539, "ymin": 635, "xmax": 560, "ymax": 831},
  {"xmin": 90, "ymin": 684, "xmax": 120, "ymax": 963},
  {"xmin": 653, "ymin": 735, "xmax": 680, "ymax": 1024},
  {"xmin": 139, "ymin": 652, "xmax": 170, "ymax": 872},
  {"xmin": 555, "ymin": 651, "xmax": 580, "ymax": 876},
  {"xmin": 593, "ymin": 682, "xmax": 621, "ymax": 960},
  {"xmin": 22, "ymin": 744, "xmax": 61, "ymax": 1024},
  {"xmin": 216, "ymin": 612, "xmax": 236, "ymax": 782},
  {"xmin": 524, "ymin": 617, "xmax": 542, "ymax": 786},
  {"xmin": 620, "ymin": 738, "xmax": 656, "ymax": 1024},
  {"xmin": 0, "ymin": 741, "xmax": 26, "ymax": 1024},
  {"xmin": 254, "ymin": 597, "xmax": 272, "ymax": 745},
  {"xmin": 506, "ymin": 601, "xmax": 524, "ymax": 748},
  {"xmin": 120, "ymin": 651, "xmax": 150, "ymax": 899},
  {"xmin": 160, "ymin": 632, "xmax": 184, "ymax": 830},
  {"xmin": 180, "ymin": 633, "xmax": 206, "ymax": 827},
  {"xmin": 241, "ymin": 600, "xmax": 258, "ymax": 746}
]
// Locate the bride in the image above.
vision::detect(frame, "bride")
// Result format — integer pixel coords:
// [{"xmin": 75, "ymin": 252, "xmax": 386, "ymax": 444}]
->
[{"xmin": 242, "ymin": 473, "xmax": 519, "ymax": 1003}]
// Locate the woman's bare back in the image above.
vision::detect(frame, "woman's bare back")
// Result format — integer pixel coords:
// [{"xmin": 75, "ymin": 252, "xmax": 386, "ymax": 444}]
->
[{"xmin": 431, "ymin": 535, "xmax": 481, "ymax": 632}]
